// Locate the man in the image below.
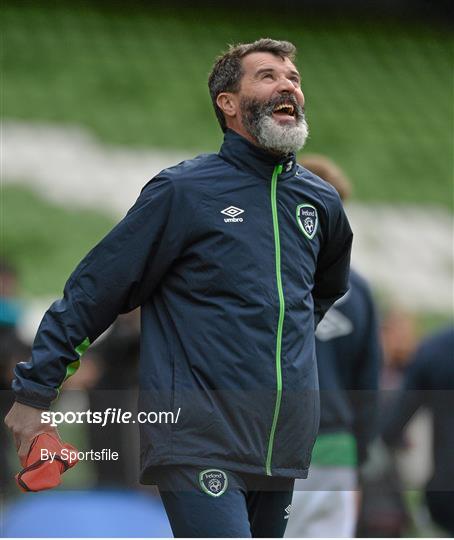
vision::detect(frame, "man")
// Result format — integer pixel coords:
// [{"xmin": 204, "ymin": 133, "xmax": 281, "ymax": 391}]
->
[
  {"xmin": 5, "ymin": 39, "xmax": 352, "ymax": 537},
  {"xmin": 285, "ymin": 155, "xmax": 381, "ymax": 538},
  {"xmin": 382, "ymin": 326, "xmax": 454, "ymax": 536}
]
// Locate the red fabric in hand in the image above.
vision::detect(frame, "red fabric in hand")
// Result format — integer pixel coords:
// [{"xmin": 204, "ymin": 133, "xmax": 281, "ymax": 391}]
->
[{"xmin": 15, "ymin": 433, "xmax": 78, "ymax": 492}]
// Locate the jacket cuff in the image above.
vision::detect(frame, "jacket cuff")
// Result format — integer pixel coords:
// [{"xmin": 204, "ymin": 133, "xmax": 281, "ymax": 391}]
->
[{"xmin": 12, "ymin": 376, "xmax": 56, "ymax": 410}]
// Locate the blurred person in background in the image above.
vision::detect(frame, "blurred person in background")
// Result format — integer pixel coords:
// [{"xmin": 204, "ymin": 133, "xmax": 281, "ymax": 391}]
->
[
  {"xmin": 356, "ymin": 307, "xmax": 418, "ymax": 536},
  {"xmin": 4, "ymin": 39, "xmax": 353, "ymax": 537},
  {"xmin": 382, "ymin": 325, "xmax": 454, "ymax": 536},
  {"xmin": 0, "ymin": 259, "xmax": 29, "ymax": 491},
  {"xmin": 357, "ymin": 305, "xmax": 418, "ymax": 538},
  {"xmin": 380, "ymin": 307, "xmax": 419, "ymax": 391},
  {"xmin": 0, "ymin": 258, "xmax": 23, "ymax": 337},
  {"xmin": 285, "ymin": 155, "xmax": 382, "ymax": 538},
  {"xmin": 0, "ymin": 333, "xmax": 31, "ymax": 491}
]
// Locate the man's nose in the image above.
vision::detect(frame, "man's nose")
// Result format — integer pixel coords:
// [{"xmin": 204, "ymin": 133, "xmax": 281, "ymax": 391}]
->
[{"xmin": 277, "ymin": 76, "xmax": 296, "ymax": 94}]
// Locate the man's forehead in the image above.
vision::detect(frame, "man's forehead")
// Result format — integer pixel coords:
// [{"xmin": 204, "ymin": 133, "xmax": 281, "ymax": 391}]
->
[{"xmin": 241, "ymin": 52, "xmax": 298, "ymax": 74}]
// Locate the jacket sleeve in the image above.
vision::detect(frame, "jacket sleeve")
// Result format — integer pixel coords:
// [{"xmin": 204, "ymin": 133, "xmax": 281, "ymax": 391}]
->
[
  {"xmin": 12, "ymin": 174, "xmax": 185, "ymax": 409},
  {"xmin": 313, "ymin": 201, "xmax": 353, "ymax": 326}
]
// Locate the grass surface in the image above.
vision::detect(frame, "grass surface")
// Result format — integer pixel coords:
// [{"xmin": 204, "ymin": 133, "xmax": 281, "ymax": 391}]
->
[
  {"xmin": 3, "ymin": 3, "xmax": 453, "ymax": 207},
  {"xmin": 2, "ymin": 186, "xmax": 115, "ymax": 297}
]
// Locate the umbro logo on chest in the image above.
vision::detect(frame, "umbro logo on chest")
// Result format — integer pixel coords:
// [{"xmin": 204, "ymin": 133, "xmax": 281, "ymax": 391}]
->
[{"xmin": 221, "ymin": 206, "xmax": 244, "ymax": 223}]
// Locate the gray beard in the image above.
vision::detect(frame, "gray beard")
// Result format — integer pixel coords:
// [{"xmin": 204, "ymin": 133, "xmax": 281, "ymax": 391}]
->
[{"xmin": 241, "ymin": 97, "xmax": 309, "ymax": 155}]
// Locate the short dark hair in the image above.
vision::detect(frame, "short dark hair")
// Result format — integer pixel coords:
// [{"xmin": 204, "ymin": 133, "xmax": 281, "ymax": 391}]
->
[{"xmin": 208, "ymin": 38, "xmax": 297, "ymax": 132}]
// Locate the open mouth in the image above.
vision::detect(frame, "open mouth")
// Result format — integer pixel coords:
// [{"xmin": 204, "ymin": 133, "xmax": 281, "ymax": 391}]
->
[{"xmin": 272, "ymin": 102, "xmax": 296, "ymax": 121}]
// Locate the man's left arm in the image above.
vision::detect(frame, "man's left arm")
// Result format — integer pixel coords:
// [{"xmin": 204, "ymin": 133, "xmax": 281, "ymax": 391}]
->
[{"xmin": 312, "ymin": 202, "xmax": 353, "ymax": 326}]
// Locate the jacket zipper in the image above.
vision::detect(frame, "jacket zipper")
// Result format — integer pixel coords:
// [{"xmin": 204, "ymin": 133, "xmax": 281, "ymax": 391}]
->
[{"xmin": 266, "ymin": 163, "xmax": 284, "ymax": 476}]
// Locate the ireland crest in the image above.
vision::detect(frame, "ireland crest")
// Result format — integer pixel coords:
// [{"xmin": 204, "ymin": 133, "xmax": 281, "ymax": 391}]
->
[
  {"xmin": 296, "ymin": 203, "xmax": 318, "ymax": 240},
  {"xmin": 199, "ymin": 469, "xmax": 228, "ymax": 497}
]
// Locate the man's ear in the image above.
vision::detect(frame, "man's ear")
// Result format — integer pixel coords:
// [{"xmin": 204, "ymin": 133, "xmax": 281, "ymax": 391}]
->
[{"xmin": 216, "ymin": 93, "xmax": 237, "ymax": 119}]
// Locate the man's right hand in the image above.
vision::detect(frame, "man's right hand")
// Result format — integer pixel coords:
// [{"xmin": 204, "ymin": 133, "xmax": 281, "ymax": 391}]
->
[{"xmin": 4, "ymin": 402, "xmax": 59, "ymax": 466}]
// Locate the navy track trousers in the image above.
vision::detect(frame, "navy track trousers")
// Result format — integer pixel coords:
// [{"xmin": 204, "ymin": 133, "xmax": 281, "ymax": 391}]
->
[{"xmin": 154, "ymin": 466, "xmax": 294, "ymax": 537}]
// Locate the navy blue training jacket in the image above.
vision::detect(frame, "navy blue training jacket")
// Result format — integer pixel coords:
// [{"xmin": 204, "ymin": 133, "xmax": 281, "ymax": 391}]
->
[{"xmin": 13, "ymin": 129, "xmax": 353, "ymax": 480}]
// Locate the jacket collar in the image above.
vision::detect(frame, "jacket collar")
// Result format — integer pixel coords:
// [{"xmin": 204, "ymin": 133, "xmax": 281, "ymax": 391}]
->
[{"xmin": 218, "ymin": 129, "xmax": 297, "ymax": 180}]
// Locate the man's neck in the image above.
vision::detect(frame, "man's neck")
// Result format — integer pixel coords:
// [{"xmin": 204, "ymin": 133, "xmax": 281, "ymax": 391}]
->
[{"xmin": 227, "ymin": 127, "xmax": 287, "ymax": 159}]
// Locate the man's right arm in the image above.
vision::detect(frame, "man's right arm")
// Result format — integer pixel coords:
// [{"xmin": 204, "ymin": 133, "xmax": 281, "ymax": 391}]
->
[{"xmin": 5, "ymin": 174, "xmax": 185, "ymax": 456}]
